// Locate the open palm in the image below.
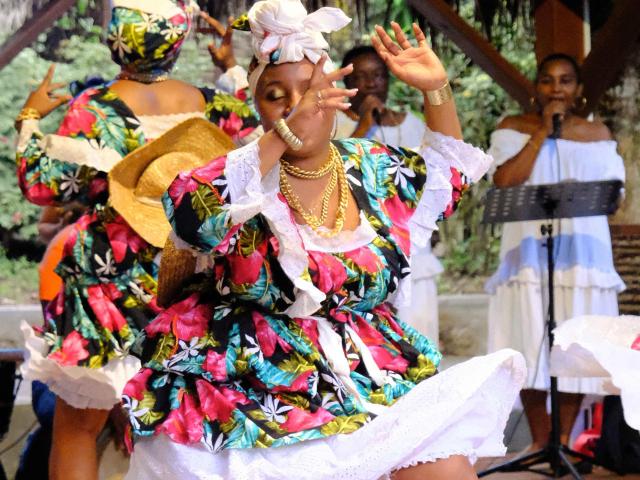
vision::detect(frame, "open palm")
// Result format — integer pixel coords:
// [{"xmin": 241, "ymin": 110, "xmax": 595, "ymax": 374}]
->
[{"xmin": 372, "ymin": 22, "xmax": 448, "ymax": 92}]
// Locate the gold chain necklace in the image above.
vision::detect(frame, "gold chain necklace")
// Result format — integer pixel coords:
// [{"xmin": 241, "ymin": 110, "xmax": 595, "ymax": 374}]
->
[
  {"xmin": 280, "ymin": 154, "xmax": 333, "ymax": 179},
  {"xmin": 279, "ymin": 144, "xmax": 349, "ymax": 238}
]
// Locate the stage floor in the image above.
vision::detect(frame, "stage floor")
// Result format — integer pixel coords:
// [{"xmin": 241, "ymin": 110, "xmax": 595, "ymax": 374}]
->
[{"xmin": 475, "ymin": 457, "xmax": 640, "ymax": 478}]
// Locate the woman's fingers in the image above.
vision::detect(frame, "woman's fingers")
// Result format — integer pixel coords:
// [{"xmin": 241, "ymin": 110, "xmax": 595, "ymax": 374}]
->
[
  {"xmin": 323, "ymin": 63, "xmax": 353, "ymax": 84},
  {"xmin": 374, "ymin": 25, "xmax": 402, "ymax": 56},
  {"xmin": 200, "ymin": 11, "xmax": 226, "ymax": 37},
  {"xmin": 318, "ymin": 87, "xmax": 358, "ymax": 99},
  {"xmin": 51, "ymin": 94, "xmax": 72, "ymax": 107},
  {"xmin": 309, "ymin": 53, "xmax": 329, "ymax": 86},
  {"xmin": 412, "ymin": 22, "xmax": 428, "ymax": 48},
  {"xmin": 319, "ymin": 97, "xmax": 351, "ymax": 111},
  {"xmin": 41, "ymin": 64, "xmax": 56, "ymax": 87},
  {"xmin": 47, "ymin": 82, "xmax": 67, "ymax": 92},
  {"xmin": 391, "ymin": 21, "xmax": 412, "ymax": 50}
]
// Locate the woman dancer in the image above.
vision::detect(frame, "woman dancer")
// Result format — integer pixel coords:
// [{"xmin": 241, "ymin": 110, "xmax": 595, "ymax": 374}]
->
[
  {"xmin": 15, "ymin": 1, "xmax": 258, "ymax": 478},
  {"xmin": 486, "ymin": 53, "xmax": 625, "ymax": 450},
  {"xmin": 123, "ymin": 1, "xmax": 525, "ymax": 478}
]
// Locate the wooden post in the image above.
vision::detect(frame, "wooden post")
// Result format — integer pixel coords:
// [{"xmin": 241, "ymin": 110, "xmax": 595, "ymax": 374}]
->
[
  {"xmin": 534, "ymin": 0, "xmax": 588, "ymax": 64},
  {"xmin": 408, "ymin": 0, "xmax": 534, "ymax": 111},
  {"xmin": 0, "ymin": 0, "xmax": 77, "ymax": 72}
]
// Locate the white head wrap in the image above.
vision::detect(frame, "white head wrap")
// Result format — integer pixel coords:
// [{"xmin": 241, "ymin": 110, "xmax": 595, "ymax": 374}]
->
[
  {"xmin": 247, "ymin": 0, "xmax": 351, "ymax": 94},
  {"xmin": 112, "ymin": 0, "xmax": 199, "ymax": 18}
]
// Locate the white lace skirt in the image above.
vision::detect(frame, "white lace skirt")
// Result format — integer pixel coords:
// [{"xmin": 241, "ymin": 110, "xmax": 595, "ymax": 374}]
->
[
  {"xmin": 488, "ymin": 280, "xmax": 619, "ymax": 394},
  {"xmin": 125, "ymin": 349, "xmax": 526, "ymax": 480},
  {"xmin": 20, "ymin": 322, "xmax": 141, "ymax": 410},
  {"xmin": 551, "ymin": 315, "xmax": 640, "ymax": 430}
]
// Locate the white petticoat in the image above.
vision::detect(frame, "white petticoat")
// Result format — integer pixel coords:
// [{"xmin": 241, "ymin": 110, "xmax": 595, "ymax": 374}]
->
[
  {"xmin": 20, "ymin": 322, "xmax": 141, "ymax": 410},
  {"xmin": 126, "ymin": 349, "xmax": 526, "ymax": 480},
  {"xmin": 487, "ymin": 272, "xmax": 619, "ymax": 394},
  {"xmin": 551, "ymin": 315, "xmax": 640, "ymax": 430}
]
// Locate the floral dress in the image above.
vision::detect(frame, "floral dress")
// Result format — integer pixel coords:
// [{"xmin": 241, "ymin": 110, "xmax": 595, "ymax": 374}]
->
[
  {"xmin": 123, "ymin": 130, "xmax": 504, "ymax": 457},
  {"xmin": 17, "ymin": 83, "xmax": 259, "ymax": 409}
]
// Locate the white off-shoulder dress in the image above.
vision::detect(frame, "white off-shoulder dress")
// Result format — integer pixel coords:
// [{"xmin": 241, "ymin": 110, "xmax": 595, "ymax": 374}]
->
[{"xmin": 486, "ymin": 128, "xmax": 626, "ymax": 394}]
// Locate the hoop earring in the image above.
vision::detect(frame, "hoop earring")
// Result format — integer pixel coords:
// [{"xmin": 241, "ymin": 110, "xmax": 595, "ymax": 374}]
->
[
  {"xmin": 331, "ymin": 115, "xmax": 338, "ymax": 140},
  {"xmin": 529, "ymin": 96, "xmax": 537, "ymax": 107},
  {"xmin": 578, "ymin": 96, "xmax": 587, "ymax": 107}
]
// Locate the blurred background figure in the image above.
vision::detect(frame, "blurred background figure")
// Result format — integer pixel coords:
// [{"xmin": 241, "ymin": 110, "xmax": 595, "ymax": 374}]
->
[
  {"xmin": 335, "ymin": 45, "xmax": 443, "ymax": 344},
  {"xmin": 486, "ymin": 53, "xmax": 625, "ymax": 452}
]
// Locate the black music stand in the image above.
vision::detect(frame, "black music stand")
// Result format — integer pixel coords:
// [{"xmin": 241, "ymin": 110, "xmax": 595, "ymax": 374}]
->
[{"xmin": 479, "ymin": 180, "xmax": 623, "ymax": 479}]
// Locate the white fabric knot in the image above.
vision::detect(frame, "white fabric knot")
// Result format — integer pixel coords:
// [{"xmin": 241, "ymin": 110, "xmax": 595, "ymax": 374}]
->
[{"xmin": 247, "ymin": 0, "xmax": 351, "ymax": 93}]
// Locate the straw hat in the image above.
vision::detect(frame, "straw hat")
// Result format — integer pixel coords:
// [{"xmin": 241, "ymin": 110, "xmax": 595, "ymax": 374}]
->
[{"xmin": 109, "ymin": 117, "xmax": 235, "ymax": 248}]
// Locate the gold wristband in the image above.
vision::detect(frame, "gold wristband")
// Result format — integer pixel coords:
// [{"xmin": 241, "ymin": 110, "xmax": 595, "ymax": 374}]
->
[
  {"xmin": 15, "ymin": 107, "xmax": 41, "ymax": 123},
  {"xmin": 425, "ymin": 81, "xmax": 453, "ymax": 106},
  {"xmin": 274, "ymin": 119, "xmax": 303, "ymax": 151}
]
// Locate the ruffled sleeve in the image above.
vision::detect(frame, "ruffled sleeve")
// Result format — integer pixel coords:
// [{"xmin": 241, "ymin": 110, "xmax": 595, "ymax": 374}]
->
[
  {"xmin": 16, "ymin": 88, "xmax": 142, "ymax": 207},
  {"xmin": 408, "ymin": 129, "xmax": 494, "ymax": 248},
  {"xmin": 487, "ymin": 128, "xmax": 530, "ymax": 175}
]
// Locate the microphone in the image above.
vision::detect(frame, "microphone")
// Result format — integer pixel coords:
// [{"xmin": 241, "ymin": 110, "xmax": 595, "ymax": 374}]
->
[
  {"xmin": 551, "ymin": 113, "xmax": 562, "ymax": 139},
  {"xmin": 372, "ymin": 108, "xmax": 382, "ymax": 125}
]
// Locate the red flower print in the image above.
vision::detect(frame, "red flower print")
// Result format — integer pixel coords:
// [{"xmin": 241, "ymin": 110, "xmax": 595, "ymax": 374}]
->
[
  {"xmin": 218, "ymin": 113, "xmax": 254, "ymax": 140},
  {"xmin": 214, "ymin": 224, "xmax": 242, "ymax": 255},
  {"xmin": 632, "ymin": 334, "xmax": 640, "ymax": 351},
  {"xmin": 228, "ymin": 246, "xmax": 266, "ymax": 285},
  {"xmin": 370, "ymin": 145, "xmax": 390, "ymax": 155},
  {"xmin": 156, "ymin": 391, "xmax": 203, "ymax": 444},
  {"xmin": 169, "ymin": 13, "xmax": 187, "ymax": 25},
  {"xmin": 381, "ymin": 195, "xmax": 413, "ymax": 255},
  {"xmin": 203, "ymin": 350, "xmax": 227, "ymax": 381},
  {"xmin": 272, "ymin": 369, "xmax": 313, "ymax": 394},
  {"xmin": 145, "ymin": 293, "xmax": 211, "ymax": 341},
  {"xmin": 195, "ymin": 380, "xmax": 243, "ymax": 423},
  {"xmin": 88, "ymin": 177, "xmax": 108, "ymax": 200},
  {"xmin": 344, "ymin": 247, "xmax": 382, "ymax": 274},
  {"xmin": 383, "ymin": 354, "xmax": 409, "ymax": 373},
  {"xmin": 87, "ymin": 283, "xmax": 127, "ymax": 332},
  {"xmin": 192, "ymin": 155, "xmax": 227, "ymax": 183},
  {"xmin": 252, "ymin": 312, "xmax": 292, "ymax": 357},
  {"xmin": 123, "ymin": 368, "xmax": 153, "ymax": 400},
  {"xmin": 49, "ymin": 331, "xmax": 90, "ymax": 366},
  {"xmin": 308, "ymin": 251, "xmax": 348, "ymax": 294},
  {"xmin": 105, "ymin": 217, "xmax": 148, "ymax": 263},
  {"xmin": 57, "ymin": 91, "xmax": 98, "ymax": 137},
  {"xmin": 293, "ymin": 318, "xmax": 320, "ymax": 347},
  {"xmin": 280, "ymin": 406, "xmax": 334, "ymax": 433},
  {"xmin": 167, "ymin": 171, "xmax": 200, "ymax": 208}
]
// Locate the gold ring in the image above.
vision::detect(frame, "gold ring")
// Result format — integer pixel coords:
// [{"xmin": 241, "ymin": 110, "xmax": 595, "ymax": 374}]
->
[{"xmin": 316, "ymin": 90, "xmax": 323, "ymax": 100}]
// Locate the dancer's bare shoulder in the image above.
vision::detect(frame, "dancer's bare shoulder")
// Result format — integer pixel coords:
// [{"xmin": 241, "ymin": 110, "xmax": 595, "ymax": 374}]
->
[{"xmin": 496, "ymin": 114, "xmax": 541, "ymax": 135}]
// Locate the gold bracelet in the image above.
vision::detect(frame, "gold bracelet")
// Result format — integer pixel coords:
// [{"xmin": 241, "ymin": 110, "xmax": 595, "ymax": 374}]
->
[
  {"xmin": 425, "ymin": 81, "xmax": 453, "ymax": 106},
  {"xmin": 15, "ymin": 107, "xmax": 41, "ymax": 123},
  {"xmin": 274, "ymin": 119, "xmax": 303, "ymax": 151}
]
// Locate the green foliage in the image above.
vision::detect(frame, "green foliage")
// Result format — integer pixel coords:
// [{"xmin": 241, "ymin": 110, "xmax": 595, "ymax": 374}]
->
[
  {"xmin": 0, "ymin": 247, "xmax": 39, "ymax": 304},
  {"xmin": 382, "ymin": 1, "xmax": 536, "ymax": 290}
]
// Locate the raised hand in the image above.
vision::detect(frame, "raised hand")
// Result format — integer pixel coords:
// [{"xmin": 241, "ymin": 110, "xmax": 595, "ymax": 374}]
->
[
  {"xmin": 372, "ymin": 22, "xmax": 448, "ymax": 93},
  {"xmin": 286, "ymin": 55, "xmax": 356, "ymax": 144},
  {"xmin": 200, "ymin": 12, "xmax": 237, "ymax": 71},
  {"xmin": 22, "ymin": 65, "xmax": 71, "ymax": 119}
]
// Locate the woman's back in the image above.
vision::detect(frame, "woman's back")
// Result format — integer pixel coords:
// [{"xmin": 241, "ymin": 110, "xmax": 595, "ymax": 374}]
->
[{"xmin": 109, "ymin": 79, "xmax": 206, "ymax": 116}]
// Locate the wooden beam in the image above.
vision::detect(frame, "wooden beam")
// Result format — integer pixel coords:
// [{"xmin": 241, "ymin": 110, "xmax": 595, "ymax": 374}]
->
[
  {"xmin": 408, "ymin": 0, "xmax": 534, "ymax": 110},
  {"xmin": 0, "ymin": 0, "xmax": 76, "ymax": 72},
  {"xmin": 579, "ymin": 0, "xmax": 640, "ymax": 115},
  {"xmin": 534, "ymin": 0, "xmax": 586, "ymax": 64}
]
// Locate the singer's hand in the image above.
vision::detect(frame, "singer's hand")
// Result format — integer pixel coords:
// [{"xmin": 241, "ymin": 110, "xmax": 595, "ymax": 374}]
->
[
  {"xmin": 358, "ymin": 94, "xmax": 386, "ymax": 126},
  {"xmin": 542, "ymin": 100, "xmax": 567, "ymax": 136}
]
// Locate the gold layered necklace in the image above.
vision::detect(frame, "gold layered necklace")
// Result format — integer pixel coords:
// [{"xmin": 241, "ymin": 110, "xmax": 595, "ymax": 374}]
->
[{"xmin": 279, "ymin": 144, "xmax": 349, "ymax": 238}]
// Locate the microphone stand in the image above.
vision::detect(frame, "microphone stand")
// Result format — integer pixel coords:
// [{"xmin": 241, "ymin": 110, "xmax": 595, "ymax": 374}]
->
[{"xmin": 478, "ymin": 178, "xmax": 624, "ymax": 478}]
